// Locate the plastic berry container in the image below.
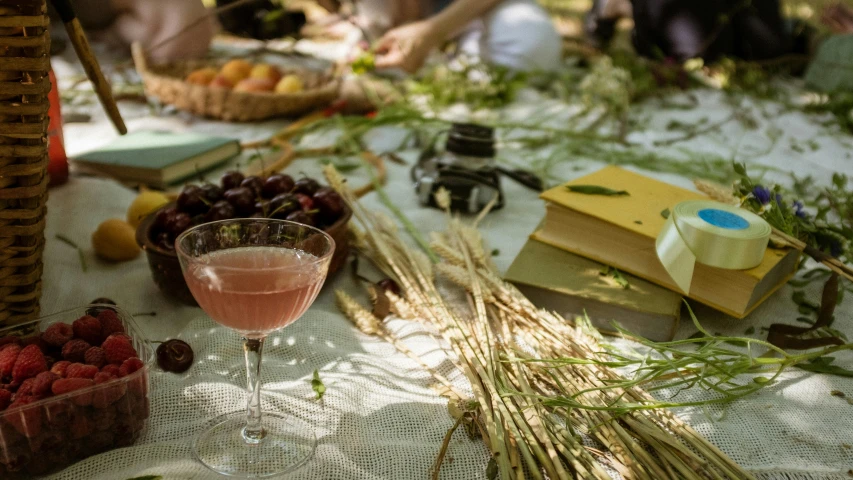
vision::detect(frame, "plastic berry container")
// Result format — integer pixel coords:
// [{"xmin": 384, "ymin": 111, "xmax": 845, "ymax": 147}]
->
[{"xmin": 0, "ymin": 305, "xmax": 153, "ymax": 478}]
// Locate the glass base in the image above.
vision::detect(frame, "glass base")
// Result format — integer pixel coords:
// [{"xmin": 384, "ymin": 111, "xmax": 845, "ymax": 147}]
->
[{"xmin": 192, "ymin": 411, "xmax": 316, "ymax": 478}]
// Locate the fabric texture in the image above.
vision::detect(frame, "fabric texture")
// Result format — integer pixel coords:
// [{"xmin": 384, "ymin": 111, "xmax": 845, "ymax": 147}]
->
[
  {"xmin": 456, "ymin": 0, "xmax": 563, "ymax": 72},
  {"xmin": 39, "ymin": 44, "xmax": 853, "ymax": 479}
]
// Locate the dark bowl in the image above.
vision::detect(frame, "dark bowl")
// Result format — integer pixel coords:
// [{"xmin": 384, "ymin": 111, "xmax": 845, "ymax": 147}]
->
[{"xmin": 136, "ymin": 202, "xmax": 352, "ymax": 306}]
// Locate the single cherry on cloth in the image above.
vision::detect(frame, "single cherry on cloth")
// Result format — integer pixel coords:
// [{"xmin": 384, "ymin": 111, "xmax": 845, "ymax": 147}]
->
[{"xmin": 156, "ymin": 339, "xmax": 194, "ymax": 373}]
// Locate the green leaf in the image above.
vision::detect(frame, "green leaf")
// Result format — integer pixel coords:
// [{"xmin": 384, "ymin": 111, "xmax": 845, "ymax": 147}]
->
[
  {"xmin": 795, "ymin": 356, "xmax": 853, "ymax": 378},
  {"xmin": 733, "ymin": 162, "xmax": 747, "ymax": 176},
  {"xmin": 744, "ymin": 326, "xmax": 755, "ymax": 335},
  {"xmin": 566, "ymin": 185, "xmax": 629, "ymax": 196},
  {"xmin": 634, "ymin": 220, "xmax": 643, "ymax": 225},
  {"xmin": 311, "ymin": 369, "xmax": 326, "ymax": 400},
  {"xmin": 805, "ymin": 35, "xmax": 853, "ymax": 92},
  {"xmin": 752, "ymin": 376, "xmax": 771, "ymax": 385},
  {"xmin": 491, "ymin": 249, "xmax": 500, "ymax": 257},
  {"xmin": 599, "ymin": 266, "xmax": 630, "ymax": 289},
  {"xmin": 661, "ymin": 208, "xmax": 671, "ymax": 219},
  {"xmin": 321, "ymin": 158, "xmax": 361, "ymax": 173},
  {"xmin": 486, "ymin": 457, "xmax": 499, "ymax": 480}
]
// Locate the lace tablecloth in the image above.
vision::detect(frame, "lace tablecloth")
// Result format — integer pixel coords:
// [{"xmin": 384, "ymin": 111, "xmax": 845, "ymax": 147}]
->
[{"xmin": 39, "ymin": 49, "xmax": 853, "ymax": 479}]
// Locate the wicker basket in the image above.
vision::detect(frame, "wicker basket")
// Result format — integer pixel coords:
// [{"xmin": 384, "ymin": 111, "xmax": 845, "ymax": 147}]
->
[
  {"xmin": 0, "ymin": 0, "xmax": 49, "ymax": 327},
  {"xmin": 132, "ymin": 43, "xmax": 340, "ymax": 122}
]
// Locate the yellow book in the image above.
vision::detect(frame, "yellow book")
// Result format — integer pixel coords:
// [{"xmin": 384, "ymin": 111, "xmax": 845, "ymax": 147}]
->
[
  {"xmin": 532, "ymin": 166, "xmax": 800, "ymax": 318},
  {"xmin": 505, "ymin": 238, "xmax": 682, "ymax": 341}
]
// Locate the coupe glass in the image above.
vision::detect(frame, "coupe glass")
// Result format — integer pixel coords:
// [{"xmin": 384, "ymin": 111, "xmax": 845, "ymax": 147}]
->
[{"xmin": 176, "ymin": 218, "xmax": 335, "ymax": 477}]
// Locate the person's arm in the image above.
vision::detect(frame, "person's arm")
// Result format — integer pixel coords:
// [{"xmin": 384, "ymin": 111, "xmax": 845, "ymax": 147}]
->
[
  {"xmin": 373, "ymin": 0, "xmax": 503, "ymax": 72},
  {"xmin": 108, "ymin": 0, "xmax": 214, "ymax": 62}
]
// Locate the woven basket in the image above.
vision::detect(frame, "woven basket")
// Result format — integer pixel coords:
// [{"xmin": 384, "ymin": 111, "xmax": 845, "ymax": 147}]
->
[
  {"xmin": 0, "ymin": 0, "xmax": 49, "ymax": 327},
  {"xmin": 132, "ymin": 43, "xmax": 340, "ymax": 122}
]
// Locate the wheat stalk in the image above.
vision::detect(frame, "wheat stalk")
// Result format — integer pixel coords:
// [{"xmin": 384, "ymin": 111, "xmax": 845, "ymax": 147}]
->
[{"xmin": 327, "ymin": 166, "xmax": 753, "ymax": 480}]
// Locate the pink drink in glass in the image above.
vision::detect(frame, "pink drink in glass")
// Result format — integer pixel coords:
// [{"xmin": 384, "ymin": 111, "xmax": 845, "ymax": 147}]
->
[{"xmin": 184, "ymin": 246, "xmax": 326, "ymax": 336}]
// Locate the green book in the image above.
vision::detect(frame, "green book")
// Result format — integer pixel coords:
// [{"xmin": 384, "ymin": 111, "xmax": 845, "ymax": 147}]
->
[
  {"xmin": 504, "ymin": 238, "xmax": 683, "ymax": 342},
  {"xmin": 73, "ymin": 131, "xmax": 241, "ymax": 188}
]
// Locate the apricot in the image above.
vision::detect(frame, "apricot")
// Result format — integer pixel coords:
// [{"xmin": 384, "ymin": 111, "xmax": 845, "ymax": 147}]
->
[
  {"xmin": 275, "ymin": 75, "xmax": 304, "ymax": 94},
  {"xmin": 127, "ymin": 191, "xmax": 170, "ymax": 229},
  {"xmin": 185, "ymin": 67, "xmax": 218, "ymax": 86},
  {"xmin": 249, "ymin": 63, "xmax": 282, "ymax": 83},
  {"xmin": 234, "ymin": 78, "xmax": 276, "ymax": 93},
  {"xmin": 219, "ymin": 59, "xmax": 253, "ymax": 85},
  {"xmin": 208, "ymin": 75, "xmax": 234, "ymax": 90},
  {"xmin": 92, "ymin": 219, "xmax": 141, "ymax": 262}
]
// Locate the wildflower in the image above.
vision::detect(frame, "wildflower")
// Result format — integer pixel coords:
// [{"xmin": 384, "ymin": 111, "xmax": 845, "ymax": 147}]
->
[
  {"xmin": 752, "ymin": 185, "xmax": 771, "ymax": 205},
  {"xmin": 792, "ymin": 201, "xmax": 807, "ymax": 219},
  {"xmin": 830, "ymin": 239, "xmax": 844, "ymax": 258}
]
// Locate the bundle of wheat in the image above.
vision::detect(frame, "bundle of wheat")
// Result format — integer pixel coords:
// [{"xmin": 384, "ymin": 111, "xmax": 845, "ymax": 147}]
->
[{"xmin": 326, "ymin": 165, "xmax": 753, "ymax": 480}]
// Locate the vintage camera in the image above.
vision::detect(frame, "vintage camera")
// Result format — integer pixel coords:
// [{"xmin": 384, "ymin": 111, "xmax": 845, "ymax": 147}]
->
[
  {"xmin": 413, "ymin": 123, "xmax": 504, "ymax": 214},
  {"xmin": 412, "ymin": 123, "xmax": 543, "ymax": 213}
]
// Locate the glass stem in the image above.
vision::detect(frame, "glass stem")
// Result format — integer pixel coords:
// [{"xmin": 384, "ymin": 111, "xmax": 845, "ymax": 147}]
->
[{"xmin": 242, "ymin": 336, "xmax": 266, "ymax": 444}]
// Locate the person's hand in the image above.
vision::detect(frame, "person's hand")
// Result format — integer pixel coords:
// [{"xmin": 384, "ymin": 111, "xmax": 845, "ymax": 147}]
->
[{"xmin": 373, "ymin": 20, "xmax": 440, "ymax": 73}]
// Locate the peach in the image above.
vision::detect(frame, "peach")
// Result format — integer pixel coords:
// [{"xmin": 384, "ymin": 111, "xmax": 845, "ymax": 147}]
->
[
  {"xmin": 249, "ymin": 63, "xmax": 282, "ymax": 83},
  {"xmin": 208, "ymin": 75, "xmax": 234, "ymax": 90},
  {"xmin": 219, "ymin": 59, "xmax": 253, "ymax": 85},
  {"xmin": 234, "ymin": 78, "xmax": 276, "ymax": 93},
  {"xmin": 275, "ymin": 75, "xmax": 304, "ymax": 94},
  {"xmin": 185, "ymin": 67, "xmax": 218, "ymax": 86}
]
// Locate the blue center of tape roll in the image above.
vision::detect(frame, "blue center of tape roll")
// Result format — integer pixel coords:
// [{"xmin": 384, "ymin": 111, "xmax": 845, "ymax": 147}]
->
[{"xmin": 697, "ymin": 209, "xmax": 750, "ymax": 230}]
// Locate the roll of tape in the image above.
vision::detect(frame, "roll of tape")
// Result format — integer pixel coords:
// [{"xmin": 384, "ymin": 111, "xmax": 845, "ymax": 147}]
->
[{"xmin": 655, "ymin": 200, "xmax": 771, "ymax": 294}]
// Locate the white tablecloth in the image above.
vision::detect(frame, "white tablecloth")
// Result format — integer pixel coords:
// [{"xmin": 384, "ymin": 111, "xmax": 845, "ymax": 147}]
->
[{"xmin": 40, "ymin": 48, "xmax": 853, "ymax": 479}]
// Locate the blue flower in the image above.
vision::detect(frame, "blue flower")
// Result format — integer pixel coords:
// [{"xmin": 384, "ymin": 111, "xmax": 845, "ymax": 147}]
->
[
  {"xmin": 792, "ymin": 201, "xmax": 807, "ymax": 219},
  {"xmin": 830, "ymin": 239, "xmax": 843, "ymax": 258},
  {"xmin": 752, "ymin": 185, "xmax": 771, "ymax": 205}
]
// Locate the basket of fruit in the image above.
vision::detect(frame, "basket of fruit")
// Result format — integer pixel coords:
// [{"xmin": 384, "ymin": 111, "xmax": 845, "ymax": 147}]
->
[
  {"xmin": 136, "ymin": 171, "xmax": 351, "ymax": 305},
  {"xmin": 0, "ymin": 302, "xmax": 152, "ymax": 477},
  {"xmin": 131, "ymin": 43, "xmax": 340, "ymax": 122}
]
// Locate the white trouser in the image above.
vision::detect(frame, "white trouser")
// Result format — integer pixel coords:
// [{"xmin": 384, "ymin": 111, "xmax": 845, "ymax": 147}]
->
[{"xmin": 456, "ymin": 0, "xmax": 562, "ymax": 72}]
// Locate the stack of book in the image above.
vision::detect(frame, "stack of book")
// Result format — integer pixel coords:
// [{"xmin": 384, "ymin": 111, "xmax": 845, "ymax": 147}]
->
[{"xmin": 505, "ymin": 166, "xmax": 799, "ymax": 341}]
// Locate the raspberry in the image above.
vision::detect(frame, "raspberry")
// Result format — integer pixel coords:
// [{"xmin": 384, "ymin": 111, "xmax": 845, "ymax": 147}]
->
[
  {"xmin": 92, "ymin": 372, "xmax": 126, "ymax": 408},
  {"xmin": 0, "ymin": 336, "xmax": 20, "ymax": 347},
  {"xmin": 102, "ymin": 334, "xmax": 138, "ymax": 365},
  {"xmin": 72, "ymin": 315, "xmax": 102, "ymax": 346},
  {"xmin": 94, "ymin": 371, "xmax": 116, "ymax": 383},
  {"xmin": 66, "ymin": 363, "xmax": 98, "ymax": 379},
  {"xmin": 0, "ymin": 344, "xmax": 21, "ymax": 379},
  {"xmin": 101, "ymin": 364, "xmax": 120, "ymax": 377},
  {"xmin": 41, "ymin": 323, "xmax": 73, "ymax": 348},
  {"xmin": 31, "ymin": 371, "xmax": 58, "ymax": 396},
  {"xmin": 61, "ymin": 339, "xmax": 91, "ymax": 362},
  {"xmin": 16, "ymin": 378, "xmax": 35, "ymax": 396},
  {"xmin": 69, "ymin": 412, "xmax": 92, "ymax": 440},
  {"xmin": 51, "ymin": 378, "xmax": 94, "ymax": 406},
  {"xmin": 119, "ymin": 357, "xmax": 144, "ymax": 377},
  {"xmin": 0, "ymin": 388, "xmax": 10, "ymax": 410},
  {"xmin": 11, "ymin": 344, "xmax": 47, "ymax": 383},
  {"xmin": 4, "ymin": 395, "xmax": 43, "ymax": 437},
  {"xmin": 50, "ymin": 360, "xmax": 71, "ymax": 377},
  {"xmin": 84, "ymin": 347, "xmax": 107, "ymax": 368},
  {"xmin": 97, "ymin": 310, "xmax": 125, "ymax": 337}
]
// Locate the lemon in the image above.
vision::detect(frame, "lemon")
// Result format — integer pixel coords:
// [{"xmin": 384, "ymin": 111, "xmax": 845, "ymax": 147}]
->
[
  {"xmin": 275, "ymin": 75, "xmax": 304, "ymax": 94},
  {"xmin": 127, "ymin": 191, "xmax": 169, "ymax": 229},
  {"xmin": 92, "ymin": 219, "xmax": 141, "ymax": 262}
]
